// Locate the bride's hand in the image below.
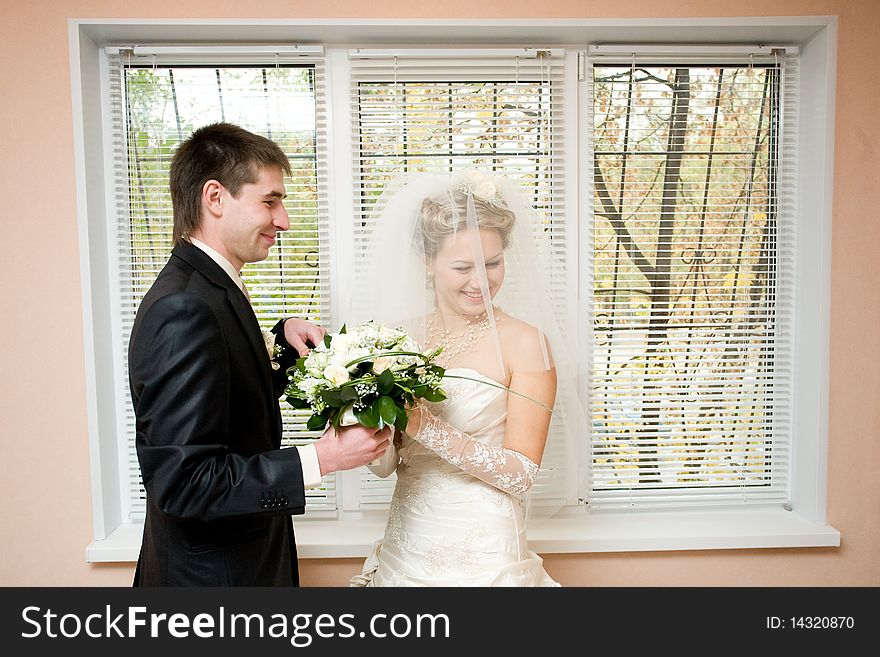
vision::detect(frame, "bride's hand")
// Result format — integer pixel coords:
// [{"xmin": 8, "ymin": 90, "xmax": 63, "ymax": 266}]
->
[{"xmin": 404, "ymin": 403, "xmax": 427, "ymax": 437}]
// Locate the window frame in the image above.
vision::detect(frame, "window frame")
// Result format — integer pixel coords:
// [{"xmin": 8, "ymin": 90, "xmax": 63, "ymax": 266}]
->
[{"xmin": 69, "ymin": 18, "xmax": 840, "ymax": 562}]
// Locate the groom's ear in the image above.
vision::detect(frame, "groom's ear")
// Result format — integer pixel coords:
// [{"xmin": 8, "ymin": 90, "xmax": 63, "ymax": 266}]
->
[{"xmin": 202, "ymin": 179, "xmax": 224, "ymax": 218}]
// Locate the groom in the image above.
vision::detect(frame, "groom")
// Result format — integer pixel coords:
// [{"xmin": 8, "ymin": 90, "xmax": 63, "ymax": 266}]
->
[{"xmin": 128, "ymin": 122, "xmax": 388, "ymax": 586}]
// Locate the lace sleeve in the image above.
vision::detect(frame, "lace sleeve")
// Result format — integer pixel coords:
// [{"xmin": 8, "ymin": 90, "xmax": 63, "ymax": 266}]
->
[{"xmin": 409, "ymin": 407, "xmax": 538, "ymax": 495}]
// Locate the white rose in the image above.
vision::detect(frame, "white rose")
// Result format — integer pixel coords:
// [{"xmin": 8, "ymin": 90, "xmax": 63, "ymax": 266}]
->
[
  {"xmin": 460, "ymin": 170, "xmax": 484, "ymax": 187},
  {"xmin": 378, "ymin": 326, "xmax": 400, "ymax": 344},
  {"xmin": 297, "ymin": 377, "xmax": 323, "ymax": 396},
  {"xmin": 261, "ymin": 329, "xmax": 276, "ymax": 354},
  {"xmin": 331, "ymin": 333, "xmax": 355, "ymax": 353},
  {"xmin": 373, "ymin": 356, "xmax": 394, "ymax": 374},
  {"xmin": 473, "ymin": 179, "xmax": 497, "ymax": 201},
  {"xmin": 347, "ymin": 347, "xmax": 371, "ymax": 366},
  {"xmin": 323, "ymin": 364, "xmax": 350, "ymax": 386},
  {"xmin": 306, "ymin": 351, "xmax": 329, "ymax": 376}
]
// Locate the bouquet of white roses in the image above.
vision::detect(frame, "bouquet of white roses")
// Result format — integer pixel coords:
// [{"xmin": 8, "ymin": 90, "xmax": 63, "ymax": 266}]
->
[{"xmin": 284, "ymin": 321, "xmax": 447, "ymax": 432}]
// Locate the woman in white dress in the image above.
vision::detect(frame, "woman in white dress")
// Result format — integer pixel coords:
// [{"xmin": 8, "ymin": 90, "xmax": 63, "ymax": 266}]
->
[{"xmin": 349, "ymin": 171, "xmax": 570, "ymax": 587}]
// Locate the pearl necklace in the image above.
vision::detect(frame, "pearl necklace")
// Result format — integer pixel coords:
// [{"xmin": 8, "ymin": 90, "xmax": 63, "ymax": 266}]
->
[{"xmin": 426, "ymin": 307, "xmax": 500, "ymax": 367}]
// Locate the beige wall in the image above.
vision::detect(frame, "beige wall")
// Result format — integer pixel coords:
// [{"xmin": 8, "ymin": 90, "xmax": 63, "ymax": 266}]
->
[{"xmin": 1, "ymin": 0, "xmax": 877, "ymax": 586}]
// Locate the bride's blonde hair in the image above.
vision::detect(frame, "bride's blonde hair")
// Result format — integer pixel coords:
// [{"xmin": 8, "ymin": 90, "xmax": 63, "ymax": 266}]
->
[{"xmin": 416, "ymin": 193, "xmax": 516, "ymax": 257}]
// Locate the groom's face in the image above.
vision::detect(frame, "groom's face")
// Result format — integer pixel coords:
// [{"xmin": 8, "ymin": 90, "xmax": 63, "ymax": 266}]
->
[{"xmin": 215, "ymin": 165, "xmax": 289, "ymax": 270}]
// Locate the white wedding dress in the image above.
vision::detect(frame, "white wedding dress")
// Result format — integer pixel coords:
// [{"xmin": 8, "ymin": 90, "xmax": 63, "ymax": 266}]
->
[{"xmin": 350, "ymin": 368, "xmax": 559, "ymax": 587}]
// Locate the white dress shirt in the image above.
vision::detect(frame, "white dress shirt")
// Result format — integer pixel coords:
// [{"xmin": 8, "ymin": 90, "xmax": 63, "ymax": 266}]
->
[{"xmin": 189, "ymin": 237, "xmax": 323, "ymax": 488}]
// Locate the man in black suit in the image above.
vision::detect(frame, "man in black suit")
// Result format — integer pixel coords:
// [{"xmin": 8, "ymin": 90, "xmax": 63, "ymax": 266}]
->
[{"xmin": 128, "ymin": 123, "xmax": 388, "ymax": 586}]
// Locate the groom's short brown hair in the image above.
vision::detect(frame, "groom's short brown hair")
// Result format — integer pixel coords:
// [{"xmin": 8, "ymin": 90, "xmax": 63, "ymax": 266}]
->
[{"xmin": 169, "ymin": 122, "xmax": 292, "ymax": 245}]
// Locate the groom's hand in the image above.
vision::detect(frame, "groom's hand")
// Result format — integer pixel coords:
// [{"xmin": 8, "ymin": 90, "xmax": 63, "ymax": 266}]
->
[
  {"xmin": 314, "ymin": 425, "xmax": 391, "ymax": 476},
  {"xmin": 282, "ymin": 318, "xmax": 326, "ymax": 356}
]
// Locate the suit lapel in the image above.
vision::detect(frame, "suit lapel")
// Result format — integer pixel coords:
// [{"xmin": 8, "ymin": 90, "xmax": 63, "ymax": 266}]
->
[
  {"xmin": 172, "ymin": 242, "xmax": 274, "ymax": 402},
  {"xmin": 226, "ymin": 284, "xmax": 274, "ymax": 399}
]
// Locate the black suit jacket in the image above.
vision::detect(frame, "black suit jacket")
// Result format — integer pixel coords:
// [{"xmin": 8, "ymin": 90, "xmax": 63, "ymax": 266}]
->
[{"xmin": 128, "ymin": 241, "xmax": 306, "ymax": 586}]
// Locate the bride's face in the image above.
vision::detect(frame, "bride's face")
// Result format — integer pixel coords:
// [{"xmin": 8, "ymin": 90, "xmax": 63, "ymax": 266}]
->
[{"xmin": 428, "ymin": 228, "xmax": 505, "ymax": 316}]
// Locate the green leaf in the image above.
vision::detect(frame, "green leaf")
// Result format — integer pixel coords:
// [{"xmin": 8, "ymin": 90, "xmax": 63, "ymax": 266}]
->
[
  {"xmin": 354, "ymin": 404, "xmax": 380, "ymax": 428},
  {"xmin": 376, "ymin": 396, "xmax": 397, "ymax": 427},
  {"xmin": 330, "ymin": 410, "xmax": 343, "ymax": 429},
  {"xmin": 377, "ymin": 369, "xmax": 395, "ymax": 395},
  {"xmin": 394, "ymin": 403, "xmax": 409, "ymax": 431},
  {"xmin": 321, "ymin": 389, "xmax": 343, "ymax": 406},
  {"xmin": 306, "ymin": 414, "xmax": 328, "ymax": 431},
  {"xmin": 323, "ymin": 334, "xmax": 332, "ymax": 348},
  {"xmin": 420, "ymin": 388, "xmax": 447, "ymax": 403},
  {"xmin": 340, "ymin": 323, "xmax": 347, "ymax": 334},
  {"xmin": 394, "ymin": 414, "xmax": 408, "ymax": 432},
  {"xmin": 285, "ymin": 395, "xmax": 310, "ymax": 410},
  {"xmin": 340, "ymin": 386, "xmax": 359, "ymax": 402}
]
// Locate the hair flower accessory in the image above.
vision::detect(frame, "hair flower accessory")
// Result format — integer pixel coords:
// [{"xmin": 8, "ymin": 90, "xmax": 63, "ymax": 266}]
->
[{"xmin": 451, "ymin": 169, "xmax": 504, "ymax": 205}]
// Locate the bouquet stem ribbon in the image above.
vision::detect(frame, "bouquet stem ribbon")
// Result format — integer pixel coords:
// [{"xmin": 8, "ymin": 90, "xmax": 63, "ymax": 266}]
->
[{"xmin": 340, "ymin": 404, "xmax": 391, "ymax": 468}]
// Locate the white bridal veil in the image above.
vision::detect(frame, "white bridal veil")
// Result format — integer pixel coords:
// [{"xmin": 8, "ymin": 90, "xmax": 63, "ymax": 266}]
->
[{"xmin": 348, "ymin": 170, "xmax": 586, "ymax": 516}]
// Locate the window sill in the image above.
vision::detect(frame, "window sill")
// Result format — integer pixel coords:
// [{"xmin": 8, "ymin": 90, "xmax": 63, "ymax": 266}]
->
[{"xmin": 86, "ymin": 507, "xmax": 840, "ymax": 562}]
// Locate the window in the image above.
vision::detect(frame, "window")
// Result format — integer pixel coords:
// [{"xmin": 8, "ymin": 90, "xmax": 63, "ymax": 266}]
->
[
  {"xmin": 72, "ymin": 21, "xmax": 838, "ymax": 559},
  {"xmin": 106, "ymin": 48, "xmax": 336, "ymax": 519},
  {"xmin": 347, "ymin": 49, "xmax": 573, "ymax": 510},
  {"xmin": 586, "ymin": 48, "xmax": 798, "ymax": 509}
]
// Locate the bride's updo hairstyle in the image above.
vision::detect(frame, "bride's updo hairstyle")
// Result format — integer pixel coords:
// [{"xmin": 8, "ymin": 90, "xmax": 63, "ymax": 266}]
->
[{"xmin": 416, "ymin": 192, "xmax": 516, "ymax": 258}]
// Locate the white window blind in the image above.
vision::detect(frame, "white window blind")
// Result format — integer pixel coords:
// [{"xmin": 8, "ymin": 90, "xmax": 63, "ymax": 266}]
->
[
  {"xmin": 586, "ymin": 46, "xmax": 798, "ymax": 509},
  {"xmin": 348, "ymin": 48, "xmax": 571, "ymax": 509},
  {"xmin": 106, "ymin": 48, "xmax": 337, "ymax": 520}
]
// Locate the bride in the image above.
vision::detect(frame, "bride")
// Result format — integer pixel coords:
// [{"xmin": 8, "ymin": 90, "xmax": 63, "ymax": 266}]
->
[{"xmin": 349, "ymin": 170, "xmax": 568, "ymax": 587}]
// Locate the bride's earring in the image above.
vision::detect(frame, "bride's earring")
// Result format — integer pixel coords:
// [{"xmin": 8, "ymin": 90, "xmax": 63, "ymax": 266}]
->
[{"xmin": 426, "ymin": 270, "xmax": 434, "ymax": 288}]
